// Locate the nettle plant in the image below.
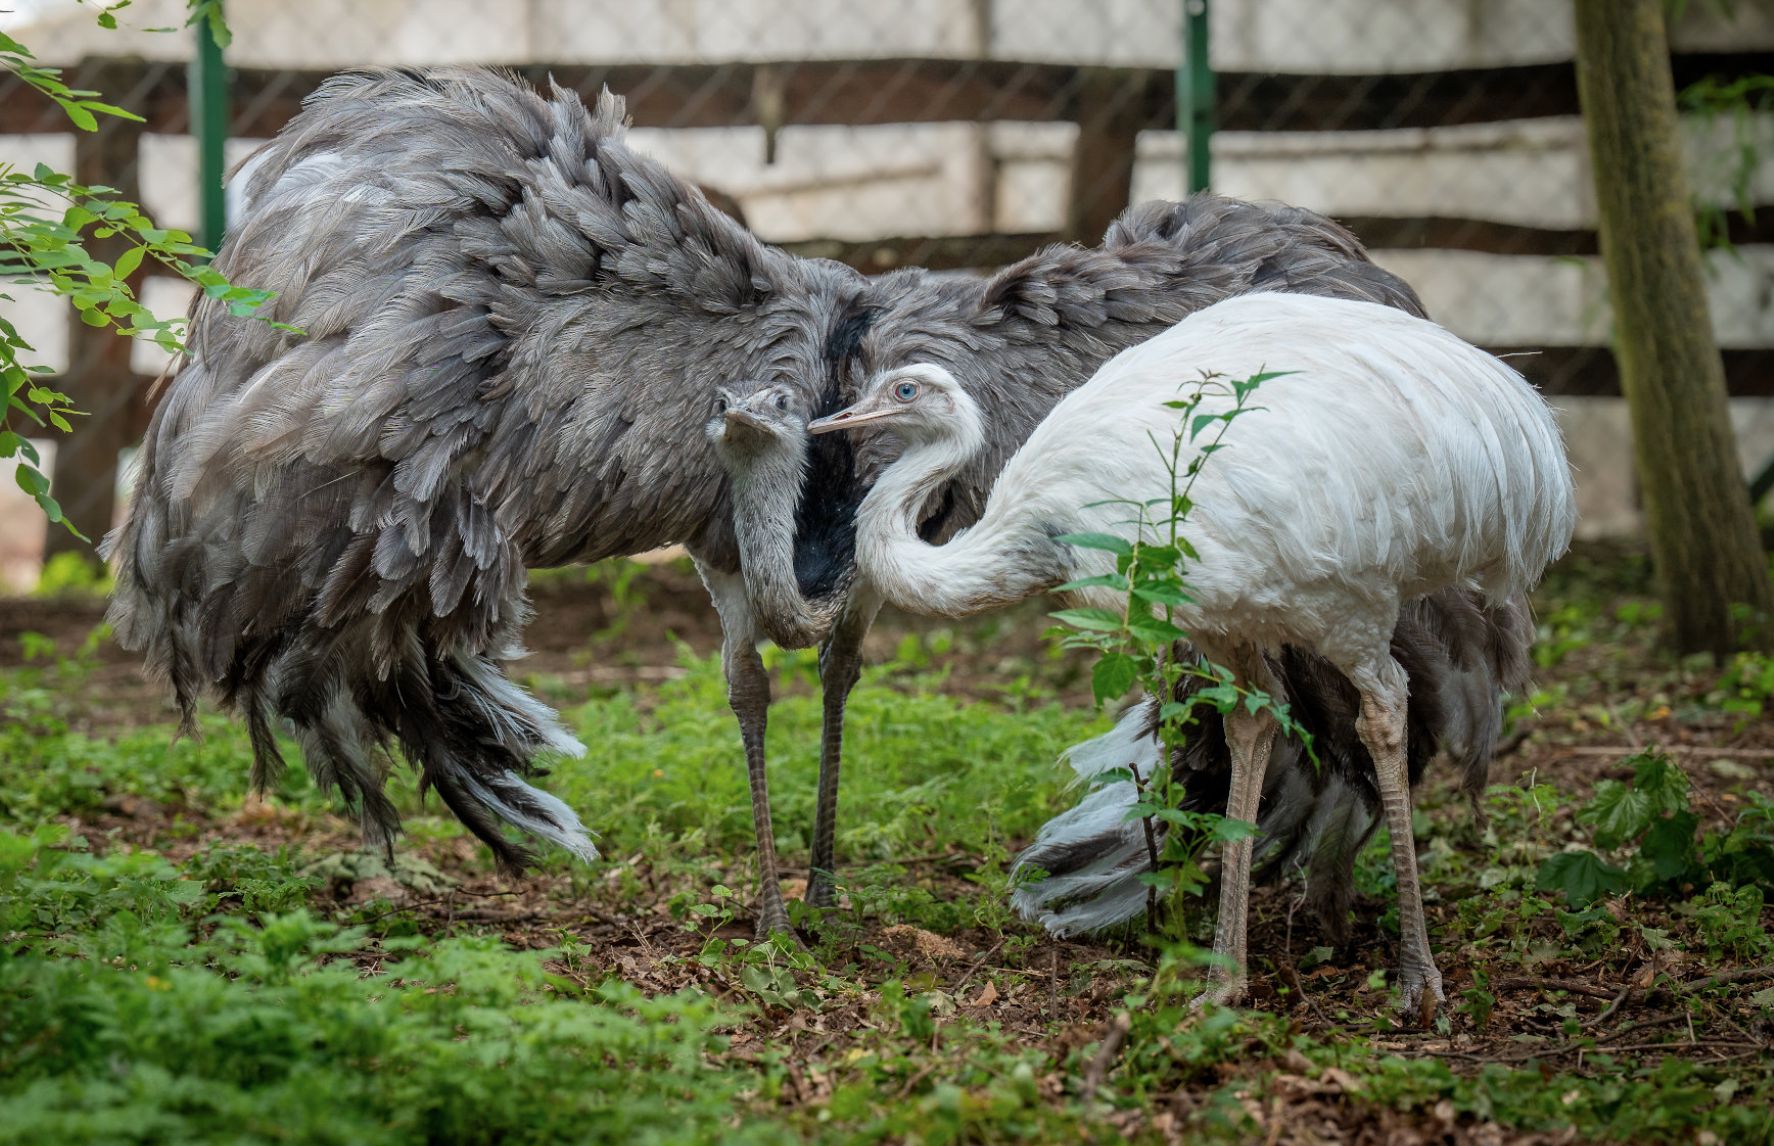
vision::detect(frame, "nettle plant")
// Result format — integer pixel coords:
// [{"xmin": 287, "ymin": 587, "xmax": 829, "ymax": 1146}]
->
[
  {"xmin": 1, "ymin": 10, "xmax": 273, "ymax": 537},
  {"xmin": 1537, "ymin": 750, "xmax": 1774, "ymax": 917},
  {"xmin": 1049, "ymin": 369, "xmax": 1310, "ymax": 934}
]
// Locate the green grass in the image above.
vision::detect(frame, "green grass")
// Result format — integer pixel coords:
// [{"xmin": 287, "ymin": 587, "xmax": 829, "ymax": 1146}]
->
[
  {"xmin": 4, "ymin": 596, "xmax": 1774, "ymax": 1144},
  {"xmin": 550, "ymin": 649, "xmax": 1089, "ymax": 870},
  {"xmin": 1, "ymin": 827, "xmax": 779, "ymax": 1145}
]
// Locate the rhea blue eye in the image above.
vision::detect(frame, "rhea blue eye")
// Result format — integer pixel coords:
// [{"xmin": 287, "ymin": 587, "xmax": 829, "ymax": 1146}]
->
[{"xmin": 893, "ymin": 380, "xmax": 919, "ymax": 402}]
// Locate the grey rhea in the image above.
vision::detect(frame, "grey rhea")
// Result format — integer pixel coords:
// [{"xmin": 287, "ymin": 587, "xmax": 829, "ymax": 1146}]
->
[
  {"xmin": 752, "ymin": 193, "xmax": 1453, "ymax": 926},
  {"xmin": 107, "ymin": 68, "xmax": 866, "ymax": 892},
  {"xmin": 104, "ymin": 66, "xmax": 1486, "ymax": 940}
]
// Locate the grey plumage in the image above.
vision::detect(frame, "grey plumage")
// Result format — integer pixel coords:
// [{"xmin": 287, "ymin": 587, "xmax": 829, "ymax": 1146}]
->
[
  {"xmin": 842, "ymin": 194, "xmax": 1429, "ymax": 533},
  {"xmin": 712, "ymin": 199, "xmax": 1537, "ymax": 944},
  {"xmin": 107, "ymin": 69, "xmax": 863, "ymax": 869}
]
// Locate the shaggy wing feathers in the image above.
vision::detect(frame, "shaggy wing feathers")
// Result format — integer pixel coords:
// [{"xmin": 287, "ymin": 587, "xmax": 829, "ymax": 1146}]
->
[
  {"xmin": 107, "ymin": 68, "xmax": 828, "ymax": 868},
  {"xmin": 859, "ymin": 196, "xmax": 1428, "ymax": 535}
]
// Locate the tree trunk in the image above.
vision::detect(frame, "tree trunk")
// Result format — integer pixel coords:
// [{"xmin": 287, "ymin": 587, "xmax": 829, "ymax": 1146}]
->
[
  {"xmin": 1064, "ymin": 70, "xmax": 1144, "ymax": 244},
  {"xmin": 1573, "ymin": 0, "xmax": 1771, "ymax": 655}
]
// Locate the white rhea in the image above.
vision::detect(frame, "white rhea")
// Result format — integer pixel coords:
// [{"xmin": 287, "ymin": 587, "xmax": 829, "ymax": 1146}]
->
[{"xmin": 810, "ymin": 291, "xmax": 1576, "ymax": 1016}]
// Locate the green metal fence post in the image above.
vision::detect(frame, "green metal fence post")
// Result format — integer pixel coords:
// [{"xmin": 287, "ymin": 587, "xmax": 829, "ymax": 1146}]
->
[
  {"xmin": 1177, "ymin": 0, "xmax": 1213, "ymax": 194},
  {"xmin": 191, "ymin": 5, "xmax": 229, "ymax": 251}
]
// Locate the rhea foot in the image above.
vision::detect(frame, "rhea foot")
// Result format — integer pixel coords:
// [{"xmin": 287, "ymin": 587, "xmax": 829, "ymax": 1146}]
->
[
  {"xmin": 1399, "ymin": 965, "xmax": 1445, "ymax": 1027},
  {"xmin": 1189, "ymin": 966, "xmax": 1248, "ymax": 1011}
]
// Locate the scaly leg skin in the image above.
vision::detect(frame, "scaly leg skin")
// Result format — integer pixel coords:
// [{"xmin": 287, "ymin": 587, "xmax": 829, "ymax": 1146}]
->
[
  {"xmin": 697, "ymin": 560, "xmax": 794, "ymax": 940},
  {"xmin": 727, "ymin": 645, "xmax": 794, "ymax": 937},
  {"xmin": 806, "ymin": 596, "xmax": 876, "ymax": 910},
  {"xmin": 1193, "ymin": 673, "xmax": 1279, "ymax": 1010},
  {"xmin": 1356, "ymin": 663, "xmax": 1445, "ymax": 1026}
]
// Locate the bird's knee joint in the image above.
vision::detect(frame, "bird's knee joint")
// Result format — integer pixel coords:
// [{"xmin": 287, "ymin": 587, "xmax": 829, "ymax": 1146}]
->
[
  {"xmin": 727, "ymin": 682, "xmax": 766, "ymax": 713},
  {"xmin": 1360, "ymin": 717, "xmax": 1405, "ymax": 758},
  {"xmin": 822, "ymin": 657, "xmax": 862, "ymax": 694}
]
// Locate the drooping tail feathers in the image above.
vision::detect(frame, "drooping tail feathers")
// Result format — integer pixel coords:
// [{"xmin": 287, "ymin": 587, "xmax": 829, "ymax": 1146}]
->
[{"xmin": 1011, "ymin": 588, "xmax": 1532, "ymax": 939}]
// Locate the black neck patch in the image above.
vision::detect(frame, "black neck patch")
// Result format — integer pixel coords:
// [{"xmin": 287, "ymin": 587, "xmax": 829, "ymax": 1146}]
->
[{"xmin": 791, "ymin": 302, "xmax": 879, "ymax": 601}]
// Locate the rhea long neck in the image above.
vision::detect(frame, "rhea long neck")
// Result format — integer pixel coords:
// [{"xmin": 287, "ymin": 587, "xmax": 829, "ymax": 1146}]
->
[
  {"xmin": 726, "ymin": 427, "xmax": 847, "ymax": 649},
  {"xmin": 853, "ymin": 390, "xmax": 1063, "ymax": 619}
]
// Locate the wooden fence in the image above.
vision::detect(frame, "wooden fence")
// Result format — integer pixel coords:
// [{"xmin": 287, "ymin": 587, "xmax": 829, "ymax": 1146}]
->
[{"xmin": 2, "ymin": 50, "xmax": 1769, "ymax": 557}]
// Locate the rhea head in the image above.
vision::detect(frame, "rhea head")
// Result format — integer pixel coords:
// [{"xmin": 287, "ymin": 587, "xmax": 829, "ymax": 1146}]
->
[
  {"xmin": 707, "ymin": 380, "xmax": 806, "ymax": 459},
  {"xmin": 807, "ymin": 364, "xmax": 973, "ymax": 445}
]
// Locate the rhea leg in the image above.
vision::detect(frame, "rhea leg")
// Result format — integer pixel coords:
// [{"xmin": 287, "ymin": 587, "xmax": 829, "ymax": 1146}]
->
[
  {"xmin": 807, "ymin": 593, "xmax": 878, "ymax": 909},
  {"xmin": 727, "ymin": 641, "xmax": 795, "ymax": 935},
  {"xmin": 1195, "ymin": 650, "xmax": 1279, "ymax": 1008},
  {"xmin": 697, "ymin": 560, "xmax": 793, "ymax": 937},
  {"xmin": 1353, "ymin": 656, "xmax": 1444, "ymax": 1023}
]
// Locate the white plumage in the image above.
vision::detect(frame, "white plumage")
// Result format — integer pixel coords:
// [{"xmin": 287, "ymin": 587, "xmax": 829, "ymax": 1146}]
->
[{"xmin": 809, "ymin": 291, "xmax": 1576, "ymax": 1017}]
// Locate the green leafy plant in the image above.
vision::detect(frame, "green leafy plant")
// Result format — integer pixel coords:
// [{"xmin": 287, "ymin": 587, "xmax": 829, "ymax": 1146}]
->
[
  {"xmin": 1711, "ymin": 650, "xmax": 1774, "ymax": 727},
  {"xmin": 1679, "ymin": 72, "xmax": 1774, "ymax": 253},
  {"xmin": 1046, "ymin": 370, "xmax": 1309, "ymax": 933},
  {"xmin": 1536, "ymin": 751, "xmax": 1774, "ymax": 908},
  {"xmin": 7, "ymin": 576, "xmax": 1774, "ymax": 1143},
  {"xmin": 30, "ymin": 550, "xmax": 114, "ymax": 597}
]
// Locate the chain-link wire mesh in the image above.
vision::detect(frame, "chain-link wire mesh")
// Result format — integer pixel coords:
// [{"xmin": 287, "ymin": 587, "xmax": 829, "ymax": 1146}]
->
[{"xmin": 1, "ymin": 0, "xmax": 1771, "ymax": 581}]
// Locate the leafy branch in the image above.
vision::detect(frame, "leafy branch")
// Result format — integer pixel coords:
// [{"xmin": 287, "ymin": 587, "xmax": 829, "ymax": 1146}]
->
[
  {"xmin": 1678, "ymin": 71, "xmax": 1774, "ymax": 254},
  {"xmin": 1536, "ymin": 750, "xmax": 1774, "ymax": 909},
  {"xmin": 1, "ymin": 3, "xmax": 268, "ymax": 538},
  {"xmin": 1045, "ymin": 369, "xmax": 1312, "ymax": 934}
]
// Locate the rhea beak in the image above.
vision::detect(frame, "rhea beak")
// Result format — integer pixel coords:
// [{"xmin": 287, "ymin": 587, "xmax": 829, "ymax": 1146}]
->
[
  {"xmin": 807, "ymin": 402, "xmax": 901, "ymax": 435},
  {"xmin": 723, "ymin": 407, "xmax": 769, "ymax": 433}
]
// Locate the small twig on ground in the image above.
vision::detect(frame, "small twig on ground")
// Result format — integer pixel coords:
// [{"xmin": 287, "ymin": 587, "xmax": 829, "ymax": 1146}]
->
[
  {"xmin": 1262, "ymin": 1094, "xmax": 1285, "ymax": 1146},
  {"xmin": 573, "ymin": 904, "xmax": 625, "ymax": 928},
  {"xmin": 1496, "ymin": 976, "xmax": 1619, "ymax": 1001},
  {"xmin": 1553, "ymin": 745, "xmax": 1774, "ymax": 759},
  {"xmin": 1283, "ymin": 883, "xmax": 1304, "ymax": 964},
  {"xmin": 1675, "ymin": 964, "xmax": 1774, "ymax": 994},
  {"xmin": 952, "ymin": 937, "xmax": 1007, "ymax": 997},
  {"xmin": 1603, "ymin": 1038, "xmax": 1764, "ymax": 1056},
  {"xmin": 1278, "ymin": 960, "xmax": 1332, "ymax": 1027},
  {"xmin": 895, "ymin": 1060, "xmax": 939, "ymax": 1099},
  {"xmin": 1585, "ymin": 984, "xmax": 1634, "ymax": 1027},
  {"xmin": 1598, "ymin": 1012, "xmax": 1688, "ymax": 1043},
  {"xmin": 354, "ymin": 895, "xmax": 452, "ymax": 925},
  {"xmin": 1430, "ymin": 1036, "xmax": 1762, "ymax": 1065},
  {"xmin": 1082, "ymin": 1011, "xmax": 1133, "ymax": 1100}
]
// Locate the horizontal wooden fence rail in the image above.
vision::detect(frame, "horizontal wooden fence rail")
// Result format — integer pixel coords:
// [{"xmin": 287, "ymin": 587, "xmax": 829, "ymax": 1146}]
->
[
  {"xmin": 35, "ymin": 345, "xmax": 1773, "ymax": 428},
  {"xmin": 778, "ymin": 207, "xmax": 1774, "ymax": 270},
  {"xmin": 1, "ymin": 52, "xmax": 1766, "ymax": 136}
]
